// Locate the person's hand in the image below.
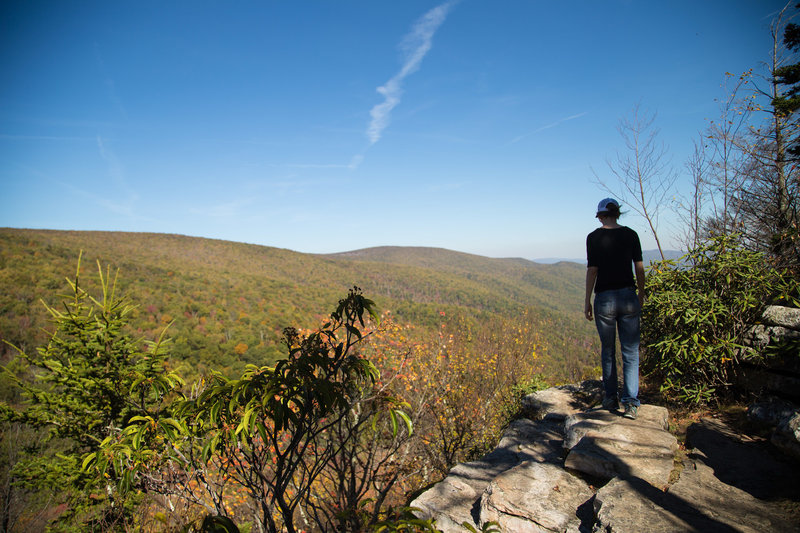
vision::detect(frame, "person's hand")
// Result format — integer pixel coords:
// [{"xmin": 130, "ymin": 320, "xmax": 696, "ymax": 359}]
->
[{"xmin": 584, "ymin": 302, "xmax": 593, "ymax": 321}]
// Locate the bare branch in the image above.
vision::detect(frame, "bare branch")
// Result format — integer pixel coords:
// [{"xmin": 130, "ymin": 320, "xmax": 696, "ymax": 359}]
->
[{"xmin": 592, "ymin": 104, "xmax": 677, "ymax": 259}]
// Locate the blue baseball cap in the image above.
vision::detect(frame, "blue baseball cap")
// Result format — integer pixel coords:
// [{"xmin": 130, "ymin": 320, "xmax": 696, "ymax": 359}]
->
[{"xmin": 596, "ymin": 198, "xmax": 620, "ymax": 215}]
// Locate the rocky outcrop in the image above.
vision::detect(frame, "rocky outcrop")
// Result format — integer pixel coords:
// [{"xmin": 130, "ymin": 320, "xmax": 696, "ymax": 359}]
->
[
  {"xmin": 480, "ymin": 462, "xmax": 594, "ymax": 533},
  {"xmin": 741, "ymin": 305, "xmax": 800, "ymax": 402},
  {"xmin": 775, "ymin": 412, "xmax": 800, "ymax": 459},
  {"xmin": 739, "ymin": 303, "xmax": 800, "ymax": 459},
  {"xmin": 748, "ymin": 305, "xmax": 800, "ymax": 347},
  {"xmin": 411, "ymin": 382, "xmax": 800, "ymax": 532},
  {"xmin": 740, "ymin": 304, "xmax": 800, "ymax": 460},
  {"xmin": 563, "ymin": 405, "xmax": 677, "ymax": 488},
  {"xmin": 748, "ymin": 396, "xmax": 800, "ymax": 460}
]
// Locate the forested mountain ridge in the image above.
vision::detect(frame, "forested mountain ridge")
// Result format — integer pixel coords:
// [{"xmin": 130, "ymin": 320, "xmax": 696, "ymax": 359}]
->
[
  {"xmin": 325, "ymin": 245, "xmax": 586, "ymax": 315},
  {"xmin": 0, "ymin": 228, "xmax": 595, "ymax": 377}
]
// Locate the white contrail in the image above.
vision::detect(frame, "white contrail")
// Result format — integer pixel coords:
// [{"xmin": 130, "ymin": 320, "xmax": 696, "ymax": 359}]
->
[
  {"xmin": 532, "ymin": 112, "xmax": 588, "ymax": 133},
  {"xmin": 509, "ymin": 112, "xmax": 589, "ymax": 144},
  {"xmin": 367, "ymin": 1, "xmax": 457, "ymax": 145}
]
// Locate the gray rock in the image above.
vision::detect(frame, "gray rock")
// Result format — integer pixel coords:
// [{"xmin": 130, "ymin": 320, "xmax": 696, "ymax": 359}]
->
[
  {"xmin": 480, "ymin": 462, "xmax": 593, "ymax": 533},
  {"xmin": 686, "ymin": 417, "xmax": 800, "ymax": 502},
  {"xmin": 495, "ymin": 418, "xmax": 565, "ymax": 465},
  {"xmin": 411, "ymin": 474, "xmax": 482, "ymax": 533},
  {"xmin": 593, "ymin": 477, "xmax": 698, "ymax": 533},
  {"xmin": 747, "ymin": 396, "xmax": 797, "ymax": 428},
  {"xmin": 763, "ymin": 305, "xmax": 800, "ymax": 329},
  {"xmin": 521, "ymin": 381, "xmax": 602, "ymax": 421},
  {"xmin": 593, "ymin": 464, "xmax": 800, "ymax": 533},
  {"xmin": 772, "ymin": 411, "xmax": 800, "ymax": 460},
  {"xmin": 413, "ymin": 385, "xmax": 800, "ymax": 532},
  {"xmin": 564, "ymin": 405, "xmax": 677, "ymax": 488},
  {"xmin": 748, "ymin": 398, "xmax": 800, "ymax": 459},
  {"xmin": 562, "ymin": 409, "xmax": 618, "ymax": 451},
  {"xmin": 563, "ymin": 404, "xmax": 668, "ymax": 451},
  {"xmin": 746, "ymin": 324, "xmax": 800, "ymax": 350},
  {"xmin": 668, "ymin": 453, "xmax": 800, "ymax": 532},
  {"xmin": 411, "ymin": 418, "xmax": 566, "ymax": 530}
]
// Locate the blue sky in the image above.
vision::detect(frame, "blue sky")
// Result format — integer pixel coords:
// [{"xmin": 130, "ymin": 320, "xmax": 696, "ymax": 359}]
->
[{"xmin": 0, "ymin": 1, "xmax": 789, "ymax": 260}]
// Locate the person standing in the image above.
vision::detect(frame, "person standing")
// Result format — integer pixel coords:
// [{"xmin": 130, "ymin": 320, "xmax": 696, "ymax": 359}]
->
[{"xmin": 584, "ymin": 198, "xmax": 646, "ymax": 420}]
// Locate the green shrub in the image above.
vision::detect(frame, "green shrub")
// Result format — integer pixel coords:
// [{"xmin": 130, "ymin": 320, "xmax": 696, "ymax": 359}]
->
[
  {"xmin": 642, "ymin": 234, "xmax": 798, "ymax": 405},
  {"xmin": 1, "ymin": 254, "xmax": 182, "ymax": 530}
]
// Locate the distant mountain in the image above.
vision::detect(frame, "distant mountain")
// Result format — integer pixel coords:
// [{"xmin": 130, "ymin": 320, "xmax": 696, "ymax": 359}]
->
[
  {"xmin": 324, "ymin": 246, "xmax": 586, "ymax": 315},
  {"xmin": 0, "ymin": 229, "xmax": 596, "ymax": 376},
  {"xmin": 533, "ymin": 249, "xmax": 684, "ymax": 265},
  {"xmin": 643, "ymin": 249, "xmax": 685, "ymax": 264},
  {"xmin": 532, "ymin": 258, "xmax": 584, "ymax": 265}
]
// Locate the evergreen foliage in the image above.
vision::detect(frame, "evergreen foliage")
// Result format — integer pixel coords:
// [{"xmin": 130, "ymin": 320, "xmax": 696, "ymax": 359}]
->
[
  {"xmin": 641, "ymin": 235, "xmax": 798, "ymax": 404},
  {"xmin": 1, "ymin": 254, "xmax": 182, "ymax": 530},
  {"xmin": 773, "ymin": 14, "xmax": 800, "ymax": 149}
]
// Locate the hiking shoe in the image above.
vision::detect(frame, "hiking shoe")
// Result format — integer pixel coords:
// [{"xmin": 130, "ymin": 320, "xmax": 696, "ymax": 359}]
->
[
  {"xmin": 623, "ymin": 404, "xmax": 638, "ymax": 420},
  {"xmin": 601, "ymin": 397, "xmax": 618, "ymax": 411}
]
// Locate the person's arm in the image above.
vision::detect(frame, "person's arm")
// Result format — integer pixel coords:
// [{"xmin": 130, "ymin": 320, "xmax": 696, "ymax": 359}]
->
[
  {"xmin": 634, "ymin": 260, "xmax": 645, "ymax": 307},
  {"xmin": 585, "ymin": 266, "xmax": 598, "ymax": 321}
]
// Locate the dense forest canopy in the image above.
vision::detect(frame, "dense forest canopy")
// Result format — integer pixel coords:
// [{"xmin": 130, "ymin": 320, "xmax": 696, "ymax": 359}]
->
[{"xmin": 0, "ymin": 228, "xmax": 597, "ymax": 379}]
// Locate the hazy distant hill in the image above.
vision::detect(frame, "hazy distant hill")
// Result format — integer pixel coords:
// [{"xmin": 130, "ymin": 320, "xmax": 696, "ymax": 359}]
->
[
  {"xmin": 0, "ymin": 229, "xmax": 595, "ymax": 376},
  {"xmin": 533, "ymin": 249, "xmax": 685, "ymax": 265}
]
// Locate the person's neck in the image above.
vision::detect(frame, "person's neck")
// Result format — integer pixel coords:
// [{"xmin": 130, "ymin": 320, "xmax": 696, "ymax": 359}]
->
[{"xmin": 599, "ymin": 218, "xmax": 620, "ymax": 229}]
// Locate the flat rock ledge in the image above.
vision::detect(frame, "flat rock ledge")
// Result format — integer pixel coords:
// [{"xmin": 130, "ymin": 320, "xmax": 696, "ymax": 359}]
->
[{"xmin": 411, "ymin": 381, "xmax": 800, "ymax": 533}]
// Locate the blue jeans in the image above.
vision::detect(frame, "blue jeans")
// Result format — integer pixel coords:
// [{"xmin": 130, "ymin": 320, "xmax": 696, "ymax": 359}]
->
[{"xmin": 594, "ymin": 287, "xmax": 641, "ymax": 407}]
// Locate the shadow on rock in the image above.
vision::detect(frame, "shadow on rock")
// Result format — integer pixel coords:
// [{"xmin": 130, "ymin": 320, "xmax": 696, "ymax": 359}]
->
[{"xmin": 686, "ymin": 417, "xmax": 800, "ymax": 501}]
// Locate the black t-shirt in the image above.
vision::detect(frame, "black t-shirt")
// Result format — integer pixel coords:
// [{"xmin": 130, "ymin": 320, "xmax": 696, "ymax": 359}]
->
[{"xmin": 586, "ymin": 226, "xmax": 643, "ymax": 293}]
